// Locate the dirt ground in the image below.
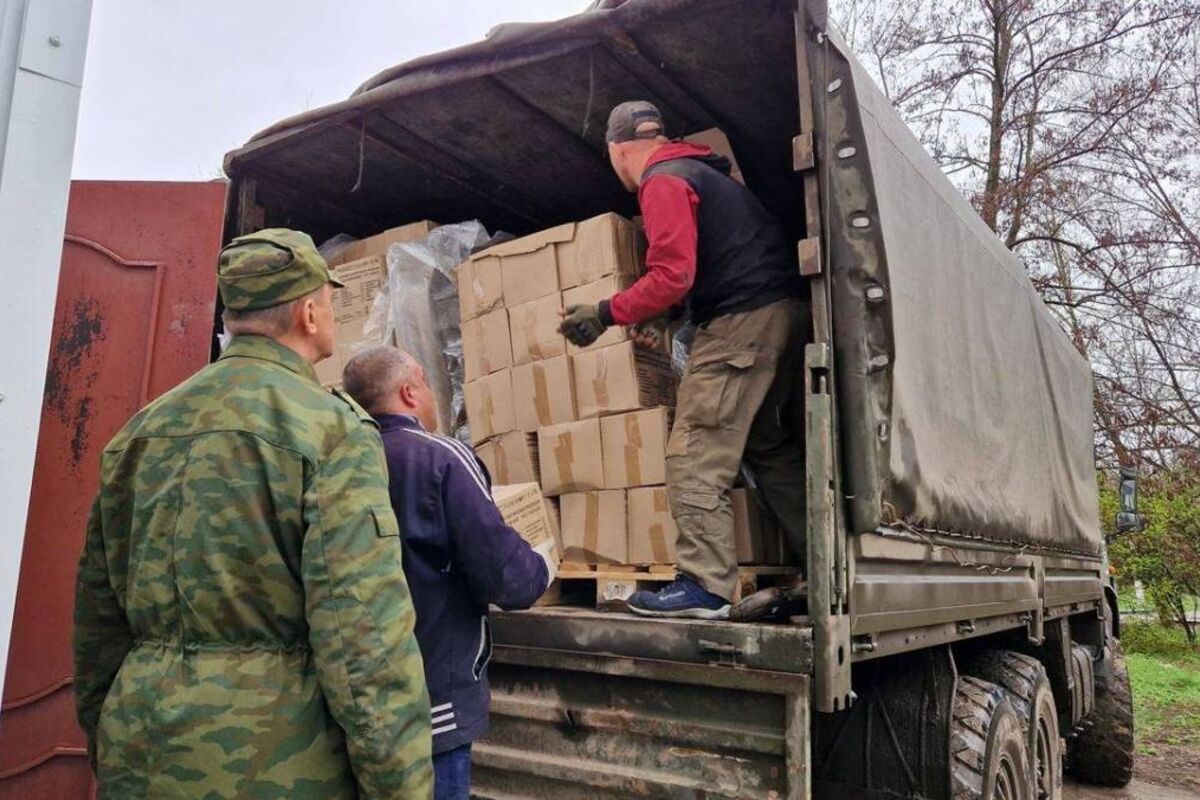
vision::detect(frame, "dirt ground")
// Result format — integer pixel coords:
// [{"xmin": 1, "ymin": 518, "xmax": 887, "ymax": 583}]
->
[
  {"xmin": 1063, "ymin": 745, "xmax": 1200, "ymax": 799},
  {"xmin": 1131, "ymin": 743, "xmax": 1200, "ymax": 796},
  {"xmin": 1065, "ymin": 776, "xmax": 1199, "ymax": 799}
]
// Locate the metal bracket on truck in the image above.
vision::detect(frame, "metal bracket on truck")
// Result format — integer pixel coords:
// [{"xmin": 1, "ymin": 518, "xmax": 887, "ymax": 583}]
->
[{"xmin": 795, "ymin": 5, "xmax": 853, "ymax": 714}]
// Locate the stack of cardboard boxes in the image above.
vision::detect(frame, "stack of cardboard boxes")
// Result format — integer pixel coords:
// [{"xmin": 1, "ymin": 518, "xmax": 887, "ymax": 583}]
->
[
  {"xmin": 462, "ymin": 211, "xmax": 785, "ymax": 572},
  {"xmin": 461, "ymin": 212, "xmax": 680, "ymax": 568}
]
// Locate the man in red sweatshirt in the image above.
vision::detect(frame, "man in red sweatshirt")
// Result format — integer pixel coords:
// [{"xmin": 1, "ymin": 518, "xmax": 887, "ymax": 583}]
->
[{"xmin": 560, "ymin": 101, "xmax": 808, "ymax": 619}]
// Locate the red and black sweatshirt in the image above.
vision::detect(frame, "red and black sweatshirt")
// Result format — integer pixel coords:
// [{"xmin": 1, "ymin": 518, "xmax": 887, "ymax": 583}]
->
[{"xmin": 598, "ymin": 142, "xmax": 800, "ymax": 327}]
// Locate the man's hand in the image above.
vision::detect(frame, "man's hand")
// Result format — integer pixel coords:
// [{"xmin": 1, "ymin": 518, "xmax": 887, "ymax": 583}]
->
[
  {"xmin": 628, "ymin": 317, "xmax": 668, "ymax": 351},
  {"xmin": 532, "ymin": 539, "xmax": 560, "ymax": 587},
  {"xmin": 558, "ymin": 304, "xmax": 607, "ymax": 347}
]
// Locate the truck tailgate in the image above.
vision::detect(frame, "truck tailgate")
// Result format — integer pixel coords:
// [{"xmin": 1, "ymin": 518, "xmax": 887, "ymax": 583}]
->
[{"xmin": 476, "ymin": 609, "xmax": 813, "ymax": 798}]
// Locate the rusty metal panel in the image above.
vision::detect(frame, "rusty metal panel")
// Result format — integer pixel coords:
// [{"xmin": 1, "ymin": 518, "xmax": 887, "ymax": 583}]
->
[
  {"xmin": 476, "ymin": 647, "xmax": 810, "ymax": 799},
  {"xmin": 0, "ymin": 180, "xmax": 226, "ymax": 797}
]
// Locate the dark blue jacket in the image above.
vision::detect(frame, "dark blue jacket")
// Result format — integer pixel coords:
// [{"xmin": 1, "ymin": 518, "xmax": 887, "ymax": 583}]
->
[{"xmin": 375, "ymin": 414, "xmax": 548, "ymax": 754}]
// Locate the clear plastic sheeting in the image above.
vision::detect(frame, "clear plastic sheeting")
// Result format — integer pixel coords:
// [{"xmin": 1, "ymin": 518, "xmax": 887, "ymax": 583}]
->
[
  {"xmin": 316, "ymin": 233, "xmax": 358, "ymax": 263},
  {"xmin": 365, "ymin": 222, "xmax": 489, "ymax": 442}
]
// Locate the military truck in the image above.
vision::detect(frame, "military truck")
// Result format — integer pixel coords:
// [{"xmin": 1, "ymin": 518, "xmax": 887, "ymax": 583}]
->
[{"xmin": 221, "ymin": 1, "xmax": 1137, "ymax": 797}]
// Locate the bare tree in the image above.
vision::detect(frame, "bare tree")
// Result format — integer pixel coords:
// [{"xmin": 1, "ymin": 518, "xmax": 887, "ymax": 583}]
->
[{"xmin": 833, "ymin": 0, "xmax": 1200, "ymax": 469}]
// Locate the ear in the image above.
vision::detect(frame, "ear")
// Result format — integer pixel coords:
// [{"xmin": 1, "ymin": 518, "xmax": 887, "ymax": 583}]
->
[
  {"xmin": 398, "ymin": 381, "xmax": 417, "ymax": 409},
  {"xmin": 297, "ymin": 296, "xmax": 319, "ymax": 334}
]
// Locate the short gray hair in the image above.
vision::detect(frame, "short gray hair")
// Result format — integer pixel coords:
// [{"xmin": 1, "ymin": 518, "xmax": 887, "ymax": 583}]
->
[
  {"xmin": 222, "ymin": 286, "xmax": 322, "ymax": 338},
  {"xmin": 342, "ymin": 346, "xmax": 421, "ymax": 414}
]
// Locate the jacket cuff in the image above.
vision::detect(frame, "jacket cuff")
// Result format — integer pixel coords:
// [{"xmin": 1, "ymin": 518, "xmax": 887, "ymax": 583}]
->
[{"xmin": 598, "ymin": 299, "xmax": 616, "ymax": 327}]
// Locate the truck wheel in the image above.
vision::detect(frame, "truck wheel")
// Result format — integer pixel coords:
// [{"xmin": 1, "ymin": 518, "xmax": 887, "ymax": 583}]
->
[
  {"xmin": 1070, "ymin": 640, "xmax": 1134, "ymax": 786},
  {"xmin": 952, "ymin": 675, "xmax": 1033, "ymax": 800},
  {"xmin": 965, "ymin": 651, "xmax": 1062, "ymax": 800}
]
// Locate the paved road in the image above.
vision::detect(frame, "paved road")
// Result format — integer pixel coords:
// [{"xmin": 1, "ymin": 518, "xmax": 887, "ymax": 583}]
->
[{"xmin": 1065, "ymin": 779, "xmax": 1200, "ymax": 799}]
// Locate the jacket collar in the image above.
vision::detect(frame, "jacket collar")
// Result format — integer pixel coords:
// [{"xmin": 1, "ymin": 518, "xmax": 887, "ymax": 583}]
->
[
  {"xmin": 641, "ymin": 141, "xmax": 716, "ymax": 174},
  {"xmin": 375, "ymin": 413, "xmax": 425, "ymax": 433},
  {"xmin": 219, "ymin": 335, "xmax": 319, "ymax": 384}
]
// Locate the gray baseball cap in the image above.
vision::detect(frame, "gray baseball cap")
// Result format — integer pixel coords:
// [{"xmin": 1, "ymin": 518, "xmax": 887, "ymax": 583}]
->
[{"xmin": 605, "ymin": 100, "xmax": 665, "ymax": 143}]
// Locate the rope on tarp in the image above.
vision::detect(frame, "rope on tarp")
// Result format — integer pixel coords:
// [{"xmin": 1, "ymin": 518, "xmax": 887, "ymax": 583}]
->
[{"xmin": 350, "ymin": 114, "xmax": 367, "ymax": 194}]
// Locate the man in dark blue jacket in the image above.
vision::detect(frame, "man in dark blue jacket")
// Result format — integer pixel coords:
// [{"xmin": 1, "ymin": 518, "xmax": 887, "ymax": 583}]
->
[{"xmin": 343, "ymin": 345, "xmax": 556, "ymax": 800}]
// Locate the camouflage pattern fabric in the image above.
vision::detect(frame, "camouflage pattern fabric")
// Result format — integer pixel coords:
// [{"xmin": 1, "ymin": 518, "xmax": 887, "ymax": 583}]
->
[
  {"xmin": 74, "ymin": 334, "xmax": 432, "ymax": 799},
  {"xmin": 218, "ymin": 228, "xmax": 344, "ymax": 311}
]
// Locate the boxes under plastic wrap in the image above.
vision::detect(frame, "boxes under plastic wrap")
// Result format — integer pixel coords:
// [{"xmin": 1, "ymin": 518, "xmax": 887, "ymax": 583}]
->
[
  {"xmin": 314, "ymin": 255, "xmax": 388, "ymax": 388},
  {"xmin": 355, "ymin": 221, "xmax": 490, "ymax": 437},
  {"xmin": 508, "ymin": 293, "xmax": 566, "ymax": 366},
  {"xmin": 560, "ymin": 490, "xmax": 627, "ymax": 565},
  {"xmin": 573, "ymin": 340, "xmax": 675, "ymax": 419},
  {"xmin": 325, "ymin": 220, "xmax": 439, "ymax": 267},
  {"xmin": 600, "ymin": 407, "xmax": 670, "ymax": 489},
  {"xmin": 627, "ymin": 486, "xmax": 678, "ymax": 565},
  {"xmin": 476, "ymin": 431, "xmax": 540, "ymax": 486},
  {"xmin": 464, "ymin": 370, "xmax": 514, "ymax": 445},
  {"xmin": 537, "ymin": 418, "xmax": 604, "ymax": 496},
  {"xmin": 462, "ymin": 307, "xmax": 511, "ymax": 382},
  {"xmin": 511, "ymin": 356, "xmax": 576, "ymax": 432}
]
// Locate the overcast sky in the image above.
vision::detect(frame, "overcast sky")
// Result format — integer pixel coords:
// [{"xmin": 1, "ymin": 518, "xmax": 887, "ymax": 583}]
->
[{"xmin": 72, "ymin": 0, "xmax": 581, "ymax": 180}]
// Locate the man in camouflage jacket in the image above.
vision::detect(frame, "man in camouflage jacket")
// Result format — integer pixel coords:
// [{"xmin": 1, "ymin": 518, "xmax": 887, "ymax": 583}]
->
[{"xmin": 73, "ymin": 228, "xmax": 432, "ymax": 798}]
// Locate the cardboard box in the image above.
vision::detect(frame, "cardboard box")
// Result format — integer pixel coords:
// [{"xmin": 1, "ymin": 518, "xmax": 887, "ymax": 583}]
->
[
  {"xmin": 511, "ymin": 356, "xmax": 576, "ymax": 432},
  {"xmin": 464, "ymin": 370, "xmax": 515, "ymax": 445},
  {"xmin": 562, "ymin": 274, "xmax": 634, "ymax": 354},
  {"xmin": 492, "ymin": 483, "xmax": 559, "ymax": 560},
  {"xmin": 560, "ymin": 490, "xmax": 627, "ymax": 565},
  {"xmin": 508, "ymin": 293, "xmax": 566, "ymax": 366},
  {"xmin": 732, "ymin": 488, "xmax": 782, "ymax": 564},
  {"xmin": 573, "ymin": 340, "xmax": 675, "ymax": 419},
  {"xmin": 462, "ymin": 307, "xmax": 512, "ymax": 382},
  {"xmin": 314, "ymin": 255, "xmax": 388, "ymax": 387},
  {"xmin": 556, "ymin": 213, "xmax": 643, "ymax": 290},
  {"xmin": 476, "ymin": 431, "xmax": 540, "ymax": 486},
  {"xmin": 473, "ymin": 227, "xmax": 562, "ymax": 307},
  {"xmin": 327, "ymin": 220, "xmax": 438, "ymax": 267},
  {"xmin": 537, "ymin": 419, "xmax": 604, "ymax": 496},
  {"xmin": 454, "ymin": 256, "xmax": 503, "ymax": 321},
  {"xmin": 469, "ymin": 214, "xmax": 642, "ymax": 307},
  {"xmin": 601, "ymin": 407, "xmax": 670, "ymax": 489},
  {"xmin": 684, "ymin": 128, "xmax": 744, "ymax": 185},
  {"xmin": 627, "ymin": 486, "xmax": 678, "ymax": 564}
]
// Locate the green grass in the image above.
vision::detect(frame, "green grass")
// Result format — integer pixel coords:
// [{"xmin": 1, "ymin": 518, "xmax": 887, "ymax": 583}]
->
[{"xmin": 1123, "ymin": 622, "xmax": 1200, "ymax": 754}]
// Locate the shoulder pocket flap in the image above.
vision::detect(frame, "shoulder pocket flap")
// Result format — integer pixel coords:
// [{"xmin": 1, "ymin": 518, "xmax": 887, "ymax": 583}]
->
[
  {"xmin": 678, "ymin": 492, "xmax": 721, "ymax": 512},
  {"xmin": 371, "ymin": 508, "xmax": 401, "ymax": 538}
]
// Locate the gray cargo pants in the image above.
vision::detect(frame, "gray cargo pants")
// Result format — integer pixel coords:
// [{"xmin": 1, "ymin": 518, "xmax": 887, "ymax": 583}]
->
[{"xmin": 666, "ymin": 298, "xmax": 808, "ymax": 601}]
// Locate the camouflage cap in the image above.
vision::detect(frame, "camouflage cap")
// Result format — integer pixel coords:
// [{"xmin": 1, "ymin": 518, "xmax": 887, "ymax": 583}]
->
[{"xmin": 218, "ymin": 228, "xmax": 344, "ymax": 311}]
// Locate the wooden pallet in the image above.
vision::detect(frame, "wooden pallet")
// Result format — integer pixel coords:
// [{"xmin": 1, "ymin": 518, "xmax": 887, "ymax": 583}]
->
[{"xmin": 546, "ymin": 564, "xmax": 800, "ymax": 609}]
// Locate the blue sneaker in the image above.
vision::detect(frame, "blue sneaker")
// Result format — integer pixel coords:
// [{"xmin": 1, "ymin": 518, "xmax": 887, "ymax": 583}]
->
[{"xmin": 626, "ymin": 576, "xmax": 731, "ymax": 620}]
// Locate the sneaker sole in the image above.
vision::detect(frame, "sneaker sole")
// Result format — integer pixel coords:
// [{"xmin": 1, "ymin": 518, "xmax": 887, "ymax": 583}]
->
[{"xmin": 627, "ymin": 603, "xmax": 731, "ymax": 621}]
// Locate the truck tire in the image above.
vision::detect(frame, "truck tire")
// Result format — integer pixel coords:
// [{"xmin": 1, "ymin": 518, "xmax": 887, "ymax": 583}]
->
[
  {"xmin": 965, "ymin": 651, "xmax": 1062, "ymax": 800},
  {"xmin": 952, "ymin": 675, "xmax": 1033, "ymax": 800},
  {"xmin": 1070, "ymin": 640, "xmax": 1134, "ymax": 787}
]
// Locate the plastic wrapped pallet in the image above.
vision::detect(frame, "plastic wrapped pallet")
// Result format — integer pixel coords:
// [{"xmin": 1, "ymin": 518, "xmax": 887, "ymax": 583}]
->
[{"xmin": 364, "ymin": 221, "xmax": 489, "ymax": 440}]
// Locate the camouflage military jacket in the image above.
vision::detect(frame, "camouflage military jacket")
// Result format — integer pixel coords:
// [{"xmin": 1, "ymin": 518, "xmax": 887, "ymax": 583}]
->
[{"xmin": 73, "ymin": 335, "xmax": 432, "ymax": 799}]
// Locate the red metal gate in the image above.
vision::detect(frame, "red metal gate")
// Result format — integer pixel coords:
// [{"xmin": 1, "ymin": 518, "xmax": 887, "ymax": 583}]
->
[{"xmin": 0, "ymin": 181, "xmax": 227, "ymax": 798}]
